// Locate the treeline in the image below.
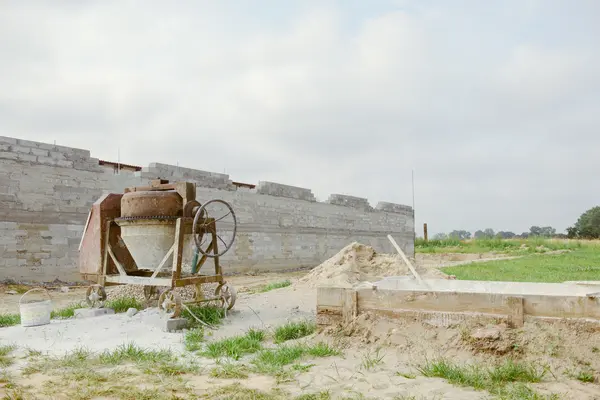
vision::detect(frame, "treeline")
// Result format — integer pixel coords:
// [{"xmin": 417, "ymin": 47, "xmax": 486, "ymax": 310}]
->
[
  {"xmin": 433, "ymin": 205, "xmax": 600, "ymax": 241},
  {"xmin": 433, "ymin": 226, "xmax": 560, "ymax": 241}
]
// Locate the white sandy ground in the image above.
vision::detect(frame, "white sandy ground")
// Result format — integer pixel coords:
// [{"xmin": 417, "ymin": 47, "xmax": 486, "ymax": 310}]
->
[
  {"xmin": 0, "ymin": 285, "xmax": 316, "ymax": 356},
  {"xmin": 2, "ymin": 248, "xmax": 599, "ymax": 399},
  {"xmin": 1, "ymin": 285, "xmax": 494, "ymax": 399},
  {"xmin": 3, "ymin": 284, "xmax": 600, "ymax": 399}
]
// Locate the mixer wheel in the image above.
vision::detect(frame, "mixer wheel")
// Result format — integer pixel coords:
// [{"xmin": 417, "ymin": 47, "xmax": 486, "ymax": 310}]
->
[
  {"xmin": 215, "ymin": 283, "xmax": 236, "ymax": 311},
  {"xmin": 144, "ymin": 286, "xmax": 159, "ymax": 302},
  {"xmin": 85, "ymin": 284, "xmax": 107, "ymax": 308},
  {"xmin": 158, "ymin": 289, "xmax": 182, "ymax": 318}
]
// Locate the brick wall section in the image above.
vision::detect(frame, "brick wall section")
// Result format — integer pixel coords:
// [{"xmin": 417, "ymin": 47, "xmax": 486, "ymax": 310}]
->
[{"xmin": 0, "ymin": 135, "xmax": 414, "ymax": 282}]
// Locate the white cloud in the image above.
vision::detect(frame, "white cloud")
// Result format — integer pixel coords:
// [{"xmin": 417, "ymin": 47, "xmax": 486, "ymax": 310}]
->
[{"xmin": 1, "ymin": 0, "xmax": 599, "ymax": 235}]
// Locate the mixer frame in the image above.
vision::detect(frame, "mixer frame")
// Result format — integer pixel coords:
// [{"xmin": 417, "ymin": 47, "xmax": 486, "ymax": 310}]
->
[{"xmin": 79, "ymin": 180, "xmax": 238, "ymax": 317}]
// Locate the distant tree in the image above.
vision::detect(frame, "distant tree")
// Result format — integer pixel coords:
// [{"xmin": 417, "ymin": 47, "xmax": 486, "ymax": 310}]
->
[
  {"xmin": 432, "ymin": 233, "xmax": 448, "ymax": 240},
  {"xmin": 519, "ymin": 232, "xmax": 530, "ymax": 239},
  {"xmin": 496, "ymin": 231, "xmax": 516, "ymax": 239},
  {"xmin": 529, "ymin": 226, "xmax": 556, "ymax": 237},
  {"xmin": 448, "ymin": 230, "xmax": 471, "ymax": 240},
  {"xmin": 570, "ymin": 206, "xmax": 600, "ymax": 239},
  {"xmin": 566, "ymin": 226, "xmax": 578, "ymax": 239},
  {"xmin": 474, "ymin": 229, "xmax": 495, "ymax": 239},
  {"xmin": 529, "ymin": 226, "xmax": 542, "ymax": 236},
  {"xmin": 483, "ymin": 228, "xmax": 495, "ymax": 238}
]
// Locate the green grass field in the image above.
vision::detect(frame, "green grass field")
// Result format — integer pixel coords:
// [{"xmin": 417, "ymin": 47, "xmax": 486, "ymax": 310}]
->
[{"xmin": 418, "ymin": 238, "xmax": 600, "ymax": 283}]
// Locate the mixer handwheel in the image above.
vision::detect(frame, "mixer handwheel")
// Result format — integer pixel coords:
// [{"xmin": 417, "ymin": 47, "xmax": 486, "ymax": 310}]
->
[
  {"xmin": 86, "ymin": 284, "xmax": 107, "ymax": 308},
  {"xmin": 158, "ymin": 289, "xmax": 182, "ymax": 318},
  {"xmin": 192, "ymin": 199, "xmax": 237, "ymax": 258}
]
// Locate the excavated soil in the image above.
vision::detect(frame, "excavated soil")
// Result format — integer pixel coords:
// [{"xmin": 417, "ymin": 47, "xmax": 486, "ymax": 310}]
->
[{"xmin": 297, "ymin": 242, "xmax": 451, "ymax": 288}]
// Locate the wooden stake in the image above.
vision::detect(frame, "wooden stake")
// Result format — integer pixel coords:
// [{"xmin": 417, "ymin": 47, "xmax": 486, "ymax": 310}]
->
[
  {"xmin": 388, "ymin": 234, "xmax": 424, "ymax": 285},
  {"xmin": 424, "ymin": 223, "xmax": 428, "ymax": 242}
]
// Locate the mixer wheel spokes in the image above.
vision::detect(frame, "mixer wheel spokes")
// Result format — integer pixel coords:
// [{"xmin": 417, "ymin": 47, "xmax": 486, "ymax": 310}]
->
[
  {"xmin": 193, "ymin": 199, "xmax": 237, "ymax": 258},
  {"xmin": 144, "ymin": 286, "xmax": 159, "ymax": 302},
  {"xmin": 158, "ymin": 289, "xmax": 182, "ymax": 318},
  {"xmin": 86, "ymin": 284, "xmax": 107, "ymax": 308},
  {"xmin": 215, "ymin": 283, "xmax": 236, "ymax": 310}
]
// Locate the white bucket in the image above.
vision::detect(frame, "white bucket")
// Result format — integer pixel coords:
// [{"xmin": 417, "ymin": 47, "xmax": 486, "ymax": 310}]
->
[{"xmin": 19, "ymin": 288, "xmax": 52, "ymax": 327}]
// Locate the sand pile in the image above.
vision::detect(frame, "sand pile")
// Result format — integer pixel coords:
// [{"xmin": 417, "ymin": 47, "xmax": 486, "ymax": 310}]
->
[{"xmin": 298, "ymin": 242, "xmax": 450, "ymax": 288}]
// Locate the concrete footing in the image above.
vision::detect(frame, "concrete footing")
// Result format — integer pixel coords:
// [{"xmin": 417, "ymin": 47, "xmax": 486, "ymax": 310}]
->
[
  {"xmin": 74, "ymin": 308, "xmax": 115, "ymax": 319},
  {"xmin": 163, "ymin": 318, "xmax": 188, "ymax": 332}
]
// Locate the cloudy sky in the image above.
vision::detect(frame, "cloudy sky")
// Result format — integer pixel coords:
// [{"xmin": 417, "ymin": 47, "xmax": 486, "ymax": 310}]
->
[{"xmin": 1, "ymin": 0, "xmax": 598, "ymax": 235}]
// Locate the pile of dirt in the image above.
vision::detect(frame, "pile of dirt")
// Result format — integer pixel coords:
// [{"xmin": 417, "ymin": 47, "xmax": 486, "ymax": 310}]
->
[{"xmin": 298, "ymin": 242, "xmax": 450, "ymax": 288}]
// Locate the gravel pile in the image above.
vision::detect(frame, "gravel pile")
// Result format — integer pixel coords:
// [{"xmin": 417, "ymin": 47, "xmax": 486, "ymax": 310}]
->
[{"xmin": 106, "ymin": 283, "xmax": 220, "ymax": 302}]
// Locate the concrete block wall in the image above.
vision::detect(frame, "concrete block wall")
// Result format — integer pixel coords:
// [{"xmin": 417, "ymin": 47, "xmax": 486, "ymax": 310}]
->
[{"xmin": 0, "ymin": 135, "xmax": 414, "ymax": 282}]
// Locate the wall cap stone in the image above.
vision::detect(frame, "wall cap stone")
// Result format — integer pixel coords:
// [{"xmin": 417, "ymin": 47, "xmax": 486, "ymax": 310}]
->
[
  {"xmin": 256, "ymin": 181, "xmax": 316, "ymax": 202},
  {"xmin": 375, "ymin": 201, "xmax": 414, "ymax": 214}
]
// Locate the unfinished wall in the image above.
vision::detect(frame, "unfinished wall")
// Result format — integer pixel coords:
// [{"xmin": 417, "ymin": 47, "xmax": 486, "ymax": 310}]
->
[{"xmin": 0, "ymin": 136, "xmax": 414, "ymax": 282}]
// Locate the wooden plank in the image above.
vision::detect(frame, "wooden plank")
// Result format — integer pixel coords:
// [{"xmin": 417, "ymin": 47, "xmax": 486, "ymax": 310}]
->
[
  {"xmin": 506, "ymin": 296, "xmax": 524, "ymax": 328},
  {"xmin": 316, "ymin": 305, "xmax": 343, "ymax": 315},
  {"xmin": 78, "ymin": 209, "xmax": 92, "ymax": 251},
  {"xmin": 174, "ymin": 275, "xmax": 223, "ymax": 287},
  {"xmin": 356, "ymin": 289, "xmax": 600, "ymax": 321},
  {"xmin": 107, "ymin": 244, "xmax": 127, "ymax": 276},
  {"xmin": 523, "ymin": 294, "xmax": 600, "ymax": 320},
  {"xmin": 171, "ymin": 218, "xmax": 184, "ymax": 282},
  {"xmin": 105, "ymin": 275, "xmax": 172, "ymax": 286},
  {"xmin": 342, "ymin": 289, "xmax": 358, "ymax": 323},
  {"xmin": 357, "ymin": 289, "xmax": 511, "ymax": 315},
  {"xmin": 317, "ymin": 286, "xmax": 346, "ymax": 307},
  {"xmin": 151, "ymin": 244, "xmax": 175, "ymax": 279},
  {"xmin": 388, "ymin": 234, "xmax": 423, "ymax": 284}
]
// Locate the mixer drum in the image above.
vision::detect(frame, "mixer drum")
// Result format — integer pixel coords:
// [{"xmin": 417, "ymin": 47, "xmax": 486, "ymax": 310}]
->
[{"xmin": 116, "ymin": 190, "xmax": 185, "ymax": 271}]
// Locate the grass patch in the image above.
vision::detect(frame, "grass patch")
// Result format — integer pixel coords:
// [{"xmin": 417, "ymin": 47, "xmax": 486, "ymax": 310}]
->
[
  {"xmin": 0, "ymin": 313, "xmax": 20, "ymax": 327},
  {"xmin": 274, "ymin": 320, "xmax": 316, "ymax": 343},
  {"xmin": 181, "ymin": 304, "xmax": 226, "ymax": 328},
  {"xmin": 51, "ymin": 302, "xmax": 87, "ymax": 319},
  {"xmin": 416, "ymin": 237, "xmax": 587, "ymax": 255},
  {"xmin": 104, "ymin": 297, "xmax": 143, "ymax": 313},
  {"xmin": 184, "ymin": 327, "xmax": 204, "ymax": 351},
  {"xmin": 252, "ymin": 342, "xmax": 340, "ymax": 375},
  {"xmin": 575, "ymin": 370, "xmax": 595, "ymax": 383},
  {"xmin": 445, "ymin": 246, "xmax": 600, "ymax": 282},
  {"xmin": 0, "ymin": 344, "xmax": 16, "ymax": 367},
  {"xmin": 295, "ymin": 391, "xmax": 332, "ymax": 400},
  {"xmin": 417, "ymin": 358, "xmax": 554, "ymax": 399},
  {"xmin": 256, "ymin": 280, "xmax": 292, "ymax": 293},
  {"xmin": 202, "ymin": 329, "xmax": 266, "ymax": 360},
  {"xmin": 360, "ymin": 347, "xmax": 385, "ymax": 371},
  {"xmin": 210, "ymin": 361, "xmax": 251, "ymax": 379},
  {"xmin": 98, "ymin": 342, "xmax": 174, "ymax": 365},
  {"xmin": 204, "ymin": 383, "xmax": 286, "ymax": 400}
]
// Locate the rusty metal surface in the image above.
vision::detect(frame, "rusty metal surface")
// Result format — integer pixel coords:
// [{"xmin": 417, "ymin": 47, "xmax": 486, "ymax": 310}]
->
[
  {"xmin": 121, "ymin": 190, "xmax": 183, "ymax": 218},
  {"xmin": 79, "ymin": 193, "xmax": 137, "ymax": 281}
]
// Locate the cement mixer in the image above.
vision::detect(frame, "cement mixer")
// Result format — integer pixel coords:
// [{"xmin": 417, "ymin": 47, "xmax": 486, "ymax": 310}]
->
[{"xmin": 78, "ymin": 179, "xmax": 238, "ymax": 318}]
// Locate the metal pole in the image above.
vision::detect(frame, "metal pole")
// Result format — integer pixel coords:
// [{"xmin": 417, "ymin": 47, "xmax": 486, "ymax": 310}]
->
[{"xmin": 412, "ymin": 169, "xmax": 416, "ymax": 241}]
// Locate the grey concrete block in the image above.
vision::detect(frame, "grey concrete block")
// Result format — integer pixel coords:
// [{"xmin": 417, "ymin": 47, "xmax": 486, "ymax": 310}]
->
[
  {"xmin": 0, "ymin": 152, "xmax": 18, "ymax": 161},
  {"xmin": 31, "ymin": 148, "xmax": 49, "ymax": 157},
  {"xmin": 0, "ymin": 136, "xmax": 18, "ymax": 145},
  {"xmin": 163, "ymin": 317, "xmax": 188, "ymax": 332},
  {"xmin": 74, "ymin": 308, "xmax": 115, "ymax": 319}
]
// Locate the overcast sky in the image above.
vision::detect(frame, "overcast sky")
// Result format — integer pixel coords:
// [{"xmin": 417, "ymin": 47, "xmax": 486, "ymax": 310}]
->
[{"xmin": 1, "ymin": 0, "xmax": 599, "ymax": 236}]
